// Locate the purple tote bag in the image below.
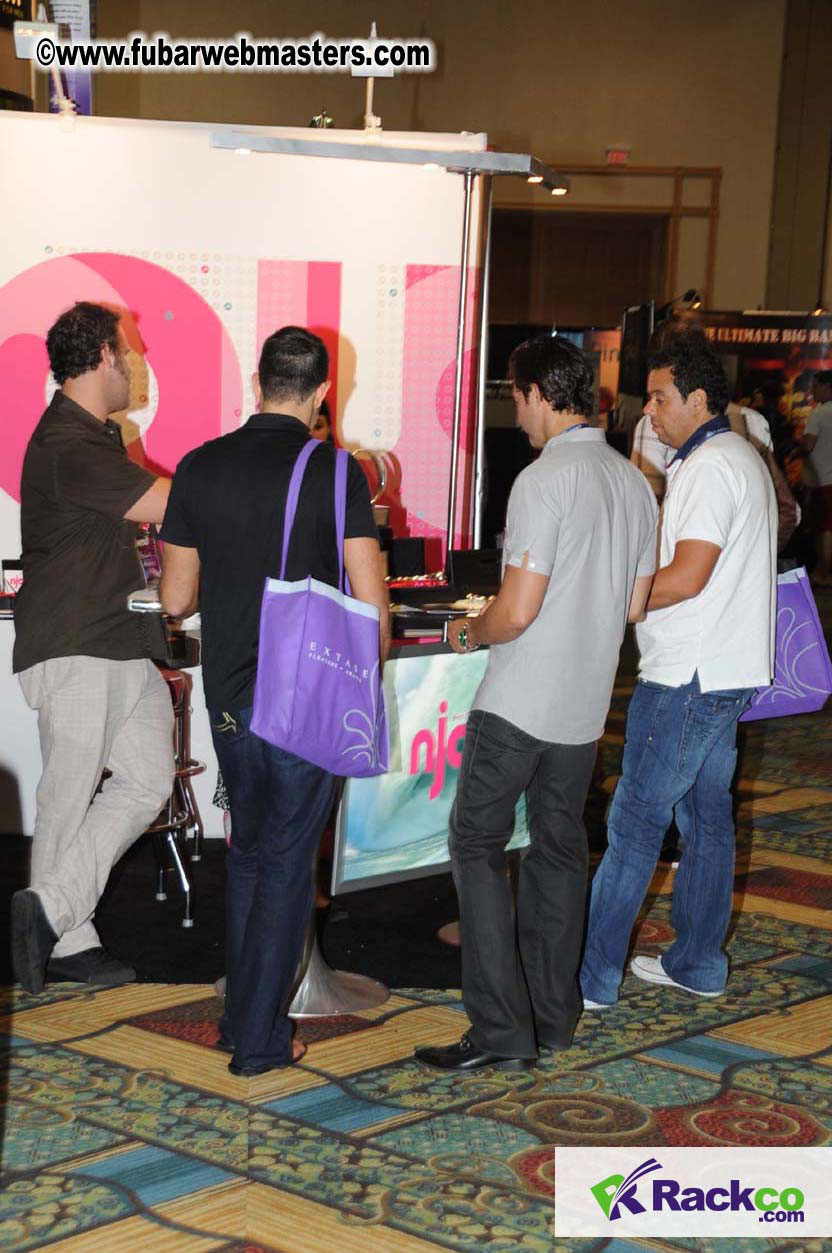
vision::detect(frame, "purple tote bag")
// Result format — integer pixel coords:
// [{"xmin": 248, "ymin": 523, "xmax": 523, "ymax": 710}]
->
[
  {"xmin": 250, "ymin": 441, "xmax": 389, "ymax": 777},
  {"xmin": 740, "ymin": 567, "xmax": 832, "ymax": 722}
]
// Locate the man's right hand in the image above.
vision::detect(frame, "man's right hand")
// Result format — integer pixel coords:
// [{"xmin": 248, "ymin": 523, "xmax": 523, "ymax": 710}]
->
[{"xmin": 447, "ymin": 616, "xmax": 476, "ymax": 654}]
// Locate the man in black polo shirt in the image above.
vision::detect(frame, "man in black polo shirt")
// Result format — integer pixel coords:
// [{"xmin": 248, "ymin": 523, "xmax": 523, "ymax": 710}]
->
[
  {"xmin": 160, "ymin": 326, "xmax": 389, "ymax": 1077},
  {"xmin": 12, "ymin": 302, "xmax": 174, "ymax": 994}
]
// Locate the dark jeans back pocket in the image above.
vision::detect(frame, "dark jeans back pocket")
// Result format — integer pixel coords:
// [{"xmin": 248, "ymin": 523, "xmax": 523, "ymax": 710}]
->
[{"xmin": 209, "ymin": 707, "xmax": 252, "ymax": 744}]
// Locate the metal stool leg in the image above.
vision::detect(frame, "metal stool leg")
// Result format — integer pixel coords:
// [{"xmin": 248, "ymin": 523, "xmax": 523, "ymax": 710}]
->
[
  {"xmin": 181, "ymin": 775, "xmax": 204, "ymax": 861},
  {"xmin": 152, "ymin": 801, "xmax": 175, "ymax": 902},
  {"xmin": 152, "ymin": 823, "xmax": 170, "ymax": 901},
  {"xmin": 148, "ymin": 667, "xmax": 203, "ymax": 926},
  {"xmin": 165, "ymin": 831, "xmax": 193, "ymax": 928}
]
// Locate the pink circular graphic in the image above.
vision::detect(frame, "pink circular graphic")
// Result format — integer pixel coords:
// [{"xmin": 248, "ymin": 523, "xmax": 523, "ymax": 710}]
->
[
  {"xmin": 435, "ymin": 349, "xmax": 476, "ymax": 451},
  {"xmin": 0, "ymin": 334, "xmax": 51, "ymax": 505},
  {"xmin": 398, "ymin": 265, "xmax": 479, "ymax": 551},
  {"xmin": 0, "ymin": 253, "xmax": 242, "ymax": 502}
]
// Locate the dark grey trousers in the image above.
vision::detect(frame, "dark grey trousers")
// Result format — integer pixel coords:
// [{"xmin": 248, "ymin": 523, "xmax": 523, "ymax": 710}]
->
[{"xmin": 449, "ymin": 709, "xmax": 597, "ymax": 1056}]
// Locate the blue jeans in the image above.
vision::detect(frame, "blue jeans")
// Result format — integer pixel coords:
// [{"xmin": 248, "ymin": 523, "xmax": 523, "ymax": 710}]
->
[
  {"xmin": 210, "ymin": 707, "xmax": 335, "ymax": 1070},
  {"xmin": 580, "ymin": 674, "xmax": 752, "ymax": 1003}
]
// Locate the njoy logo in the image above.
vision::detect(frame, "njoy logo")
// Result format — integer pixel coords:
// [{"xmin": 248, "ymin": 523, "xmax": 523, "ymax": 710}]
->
[{"xmin": 409, "ymin": 700, "xmax": 467, "ymax": 800}]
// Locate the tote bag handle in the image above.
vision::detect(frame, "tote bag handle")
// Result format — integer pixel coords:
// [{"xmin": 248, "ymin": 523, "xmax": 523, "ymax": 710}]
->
[
  {"xmin": 279, "ymin": 440, "xmax": 352, "ymax": 593},
  {"xmin": 333, "ymin": 448, "xmax": 352, "ymax": 595},
  {"xmin": 279, "ymin": 440, "xmax": 318, "ymax": 579}
]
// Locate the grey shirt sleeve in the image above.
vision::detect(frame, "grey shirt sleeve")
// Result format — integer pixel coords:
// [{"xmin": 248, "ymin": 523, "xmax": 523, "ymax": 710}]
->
[
  {"xmin": 636, "ymin": 489, "xmax": 659, "ymax": 577},
  {"xmin": 503, "ymin": 467, "xmax": 561, "ymax": 577}
]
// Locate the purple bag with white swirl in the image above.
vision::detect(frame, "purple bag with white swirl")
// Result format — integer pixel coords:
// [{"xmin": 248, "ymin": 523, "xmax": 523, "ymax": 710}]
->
[
  {"xmin": 251, "ymin": 441, "xmax": 389, "ymax": 777},
  {"xmin": 740, "ymin": 567, "xmax": 832, "ymax": 722}
]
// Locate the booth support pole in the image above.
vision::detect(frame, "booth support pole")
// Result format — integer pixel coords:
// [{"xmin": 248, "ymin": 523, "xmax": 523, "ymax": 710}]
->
[
  {"xmin": 446, "ymin": 169, "xmax": 474, "ymax": 551},
  {"xmin": 472, "ymin": 175, "xmax": 493, "ymax": 549}
]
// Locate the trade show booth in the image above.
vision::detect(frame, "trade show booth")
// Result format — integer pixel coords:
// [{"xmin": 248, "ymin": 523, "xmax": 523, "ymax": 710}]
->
[{"xmin": 0, "ymin": 108, "xmax": 564, "ymax": 850}]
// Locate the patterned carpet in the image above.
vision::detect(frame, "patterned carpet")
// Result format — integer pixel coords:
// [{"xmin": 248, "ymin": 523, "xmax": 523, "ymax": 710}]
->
[{"xmin": 3, "ymin": 621, "xmax": 832, "ymax": 1249}]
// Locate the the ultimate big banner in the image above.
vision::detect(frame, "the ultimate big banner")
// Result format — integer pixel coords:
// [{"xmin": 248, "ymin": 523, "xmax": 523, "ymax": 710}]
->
[{"xmin": 0, "ymin": 110, "xmax": 485, "ymax": 836}]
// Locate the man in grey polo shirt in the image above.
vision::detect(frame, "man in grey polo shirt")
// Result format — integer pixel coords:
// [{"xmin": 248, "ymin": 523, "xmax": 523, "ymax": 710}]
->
[{"xmin": 415, "ymin": 334, "xmax": 657, "ymax": 1072}]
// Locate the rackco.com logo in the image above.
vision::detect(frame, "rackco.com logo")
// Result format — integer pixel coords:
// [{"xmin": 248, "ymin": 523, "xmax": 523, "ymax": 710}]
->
[{"xmin": 591, "ymin": 1157, "xmax": 805, "ymax": 1226}]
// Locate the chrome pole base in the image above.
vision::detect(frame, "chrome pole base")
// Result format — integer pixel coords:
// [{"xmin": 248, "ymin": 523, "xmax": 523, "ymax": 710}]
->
[
  {"xmin": 288, "ymin": 935, "xmax": 389, "ymax": 1018},
  {"xmin": 212, "ymin": 937, "xmax": 389, "ymax": 1017}
]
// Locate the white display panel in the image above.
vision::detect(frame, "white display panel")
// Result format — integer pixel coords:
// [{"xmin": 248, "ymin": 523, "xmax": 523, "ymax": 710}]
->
[
  {"xmin": 0, "ymin": 112, "xmax": 485, "ymax": 836},
  {"xmin": 333, "ymin": 645, "xmax": 529, "ymax": 893}
]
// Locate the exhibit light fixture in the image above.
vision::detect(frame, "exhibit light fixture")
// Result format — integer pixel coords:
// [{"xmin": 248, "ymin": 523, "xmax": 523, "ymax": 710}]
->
[
  {"xmin": 209, "ymin": 128, "xmax": 569, "ymax": 194},
  {"xmin": 812, "ymin": 303, "xmax": 827, "ymax": 317},
  {"xmin": 309, "ymin": 109, "xmax": 334, "ymax": 129},
  {"xmin": 12, "ymin": 16, "xmax": 58, "ymax": 61},
  {"xmin": 13, "ymin": 11, "xmax": 76, "ymax": 119},
  {"xmin": 657, "ymin": 288, "xmax": 703, "ymax": 319}
]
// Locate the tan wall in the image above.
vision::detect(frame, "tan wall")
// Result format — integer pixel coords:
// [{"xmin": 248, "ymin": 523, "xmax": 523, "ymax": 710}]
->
[
  {"xmin": 0, "ymin": 28, "xmax": 33, "ymax": 101},
  {"xmin": 92, "ymin": 0, "xmax": 787, "ymax": 312},
  {"xmin": 766, "ymin": 0, "xmax": 832, "ymax": 311},
  {"xmin": 826, "ymin": 195, "xmax": 832, "ymax": 309}
]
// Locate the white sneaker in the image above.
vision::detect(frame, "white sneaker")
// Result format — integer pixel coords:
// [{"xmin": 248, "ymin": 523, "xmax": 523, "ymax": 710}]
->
[
  {"xmin": 582, "ymin": 997, "xmax": 612, "ymax": 1010},
  {"xmin": 630, "ymin": 954, "xmax": 722, "ymax": 998}
]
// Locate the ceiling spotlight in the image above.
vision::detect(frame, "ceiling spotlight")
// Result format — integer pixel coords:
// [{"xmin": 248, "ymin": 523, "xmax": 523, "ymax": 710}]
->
[
  {"xmin": 551, "ymin": 185, "xmax": 568, "ymax": 196},
  {"xmin": 657, "ymin": 289, "xmax": 704, "ymax": 320},
  {"xmin": 527, "ymin": 174, "xmax": 543, "ymax": 184},
  {"xmin": 811, "ymin": 302, "xmax": 827, "ymax": 317}
]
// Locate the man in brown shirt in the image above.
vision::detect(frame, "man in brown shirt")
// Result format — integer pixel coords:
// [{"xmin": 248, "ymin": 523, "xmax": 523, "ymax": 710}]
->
[{"xmin": 11, "ymin": 302, "xmax": 174, "ymax": 994}]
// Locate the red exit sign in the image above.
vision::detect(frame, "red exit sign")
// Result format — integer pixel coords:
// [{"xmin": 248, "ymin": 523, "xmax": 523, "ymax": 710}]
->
[{"xmin": 606, "ymin": 146, "xmax": 631, "ymax": 165}]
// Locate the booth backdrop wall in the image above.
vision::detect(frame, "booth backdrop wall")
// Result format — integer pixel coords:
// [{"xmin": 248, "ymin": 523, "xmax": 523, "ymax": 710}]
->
[{"xmin": 0, "ymin": 111, "xmax": 484, "ymax": 836}]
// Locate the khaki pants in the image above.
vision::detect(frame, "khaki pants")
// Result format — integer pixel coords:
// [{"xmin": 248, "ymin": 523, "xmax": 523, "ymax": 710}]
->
[{"xmin": 19, "ymin": 656, "xmax": 174, "ymax": 957}]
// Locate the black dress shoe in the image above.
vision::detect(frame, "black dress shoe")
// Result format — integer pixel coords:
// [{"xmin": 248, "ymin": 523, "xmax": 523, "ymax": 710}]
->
[
  {"xmin": 11, "ymin": 889, "xmax": 58, "ymax": 995},
  {"xmin": 228, "ymin": 1058, "xmax": 291, "ymax": 1077},
  {"xmin": 538, "ymin": 1038, "xmax": 572, "ymax": 1053},
  {"xmin": 414, "ymin": 1031, "xmax": 537, "ymax": 1072},
  {"xmin": 46, "ymin": 947, "xmax": 136, "ymax": 986}
]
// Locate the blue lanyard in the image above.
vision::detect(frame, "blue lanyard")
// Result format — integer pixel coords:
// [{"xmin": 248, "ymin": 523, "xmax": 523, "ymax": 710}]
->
[
  {"xmin": 563, "ymin": 422, "xmax": 590, "ymax": 435},
  {"xmin": 669, "ymin": 416, "xmax": 730, "ymax": 465}
]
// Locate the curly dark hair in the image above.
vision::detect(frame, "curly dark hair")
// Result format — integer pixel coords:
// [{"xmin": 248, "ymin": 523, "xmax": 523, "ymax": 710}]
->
[
  {"xmin": 46, "ymin": 303, "xmax": 121, "ymax": 385},
  {"xmin": 508, "ymin": 334, "xmax": 594, "ymax": 417},
  {"xmin": 647, "ymin": 327, "xmax": 730, "ymax": 416}
]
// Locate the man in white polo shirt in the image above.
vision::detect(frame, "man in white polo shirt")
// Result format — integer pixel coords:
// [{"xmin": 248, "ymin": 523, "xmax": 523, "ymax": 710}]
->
[
  {"xmin": 630, "ymin": 403, "xmax": 775, "ymax": 504},
  {"xmin": 581, "ymin": 329, "xmax": 777, "ymax": 1005},
  {"xmin": 414, "ymin": 335, "xmax": 657, "ymax": 1072}
]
